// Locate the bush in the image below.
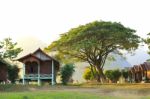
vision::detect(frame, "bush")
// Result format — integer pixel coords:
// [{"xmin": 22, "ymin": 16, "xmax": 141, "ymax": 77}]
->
[
  {"xmin": 60, "ymin": 64, "xmax": 75, "ymax": 85},
  {"xmin": 105, "ymin": 69, "xmax": 121, "ymax": 83},
  {"xmin": 8, "ymin": 65, "xmax": 19, "ymax": 83},
  {"xmin": 83, "ymin": 68, "xmax": 91, "ymax": 81},
  {"xmin": 105, "ymin": 70, "xmax": 114, "ymax": 81},
  {"xmin": 83, "ymin": 67, "xmax": 95, "ymax": 81},
  {"xmin": 122, "ymin": 70, "xmax": 129, "ymax": 79}
]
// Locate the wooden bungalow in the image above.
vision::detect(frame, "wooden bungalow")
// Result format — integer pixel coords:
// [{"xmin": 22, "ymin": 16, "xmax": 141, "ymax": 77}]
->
[
  {"xmin": 17, "ymin": 48, "xmax": 59, "ymax": 85},
  {"xmin": 129, "ymin": 62, "xmax": 150, "ymax": 83}
]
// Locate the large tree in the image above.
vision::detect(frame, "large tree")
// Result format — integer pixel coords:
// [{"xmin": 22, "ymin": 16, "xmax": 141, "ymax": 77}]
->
[{"xmin": 46, "ymin": 21, "xmax": 140, "ymax": 82}]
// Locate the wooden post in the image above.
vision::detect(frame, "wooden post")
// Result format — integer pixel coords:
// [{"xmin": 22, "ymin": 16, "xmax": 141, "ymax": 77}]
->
[
  {"xmin": 38, "ymin": 62, "xmax": 40, "ymax": 86},
  {"xmin": 22, "ymin": 64, "xmax": 25, "ymax": 85},
  {"xmin": 51, "ymin": 60, "xmax": 55, "ymax": 85}
]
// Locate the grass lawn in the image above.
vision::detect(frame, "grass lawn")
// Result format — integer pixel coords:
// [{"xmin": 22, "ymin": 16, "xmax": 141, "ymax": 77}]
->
[
  {"xmin": 1, "ymin": 91, "xmax": 150, "ymax": 99},
  {"xmin": 0, "ymin": 91, "xmax": 121, "ymax": 99},
  {"xmin": 1, "ymin": 84, "xmax": 150, "ymax": 99}
]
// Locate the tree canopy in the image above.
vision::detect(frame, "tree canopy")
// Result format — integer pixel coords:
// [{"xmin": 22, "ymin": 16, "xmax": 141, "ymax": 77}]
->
[
  {"xmin": 0, "ymin": 38, "xmax": 22, "ymax": 60},
  {"xmin": 46, "ymin": 21, "xmax": 140, "ymax": 82},
  {"xmin": 145, "ymin": 33, "xmax": 150, "ymax": 55}
]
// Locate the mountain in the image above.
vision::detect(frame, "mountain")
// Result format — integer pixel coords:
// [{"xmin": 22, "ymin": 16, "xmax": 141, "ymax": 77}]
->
[
  {"xmin": 104, "ymin": 53, "xmax": 132, "ymax": 70},
  {"xmin": 125, "ymin": 46, "xmax": 150, "ymax": 65}
]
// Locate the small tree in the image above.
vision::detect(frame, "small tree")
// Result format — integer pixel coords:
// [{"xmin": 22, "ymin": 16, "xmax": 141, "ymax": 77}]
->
[
  {"xmin": 7, "ymin": 65, "xmax": 19, "ymax": 83},
  {"xmin": 60, "ymin": 64, "xmax": 75, "ymax": 85},
  {"xmin": 0, "ymin": 38, "xmax": 22, "ymax": 83}
]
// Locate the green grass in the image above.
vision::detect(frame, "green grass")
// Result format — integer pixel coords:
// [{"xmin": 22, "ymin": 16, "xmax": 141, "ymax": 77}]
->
[
  {"xmin": 0, "ymin": 91, "xmax": 150, "ymax": 99},
  {"xmin": 1, "ymin": 84, "xmax": 150, "ymax": 99},
  {"xmin": 0, "ymin": 91, "xmax": 119, "ymax": 99}
]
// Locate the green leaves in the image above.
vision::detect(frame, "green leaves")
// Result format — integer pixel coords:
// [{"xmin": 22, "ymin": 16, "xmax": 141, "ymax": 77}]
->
[
  {"xmin": 145, "ymin": 33, "xmax": 150, "ymax": 55},
  {"xmin": 60, "ymin": 64, "xmax": 75, "ymax": 85},
  {"xmin": 0, "ymin": 38, "xmax": 22, "ymax": 83},
  {"xmin": 0, "ymin": 38, "xmax": 23, "ymax": 60},
  {"xmin": 7, "ymin": 65, "xmax": 19, "ymax": 83},
  {"xmin": 83, "ymin": 67, "xmax": 96, "ymax": 81},
  {"xmin": 46, "ymin": 20, "xmax": 140, "ymax": 63},
  {"xmin": 46, "ymin": 20, "xmax": 140, "ymax": 82},
  {"xmin": 105, "ymin": 69, "xmax": 121, "ymax": 83}
]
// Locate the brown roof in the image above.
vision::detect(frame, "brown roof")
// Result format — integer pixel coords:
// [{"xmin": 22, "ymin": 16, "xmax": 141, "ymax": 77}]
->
[
  {"xmin": 130, "ymin": 62, "xmax": 150, "ymax": 72},
  {"xmin": 33, "ymin": 48, "xmax": 59, "ymax": 63},
  {"xmin": 17, "ymin": 53, "xmax": 42, "ymax": 62},
  {"xmin": 130, "ymin": 67, "xmax": 135, "ymax": 73},
  {"xmin": 133, "ymin": 65, "xmax": 141, "ymax": 72},
  {"xmin": 17, "ymin": 48, "xmax": 59, "ymax": 66}
]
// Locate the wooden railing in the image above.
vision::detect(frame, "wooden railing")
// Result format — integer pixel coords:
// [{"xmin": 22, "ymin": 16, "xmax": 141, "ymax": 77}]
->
[{"xmin": 24, "ymin": 74, "xmax": 52, "ymax": 79}]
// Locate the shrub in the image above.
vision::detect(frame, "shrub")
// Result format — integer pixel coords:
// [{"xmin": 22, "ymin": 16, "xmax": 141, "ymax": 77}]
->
[
  {"xmin": 7, "ymin": 65, "xmax": 19, "ymax": 83},
  {"xmin": 60, "ymin": 64, "xmax": 75, "ymax": 85},
  {"xmin": 105, "ymin": 69, "xmax": 121, "ymax": 83},
  {"xmin": 83, "ymin": 67, "xmax": 95, "ymax": 81},
  {"xmin": 122, "ymin": 70, "xmax": 129, "ymax": 79},
  {"xmin": 105, "ymin": 70, "xmax": 114, "ymax": 81},
  {"xmin": 83, "ymin": 68, "xmax": 91, "ymax": 81}
]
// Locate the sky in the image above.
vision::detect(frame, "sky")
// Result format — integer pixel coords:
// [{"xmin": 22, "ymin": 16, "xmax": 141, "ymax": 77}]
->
[
  {"xmin": 0, "ymin": 0, "xmax": 150, "ymax": 65},
  {"xmin": 0, "ymin": 0, "xmax": 150, "ymax": 44}
]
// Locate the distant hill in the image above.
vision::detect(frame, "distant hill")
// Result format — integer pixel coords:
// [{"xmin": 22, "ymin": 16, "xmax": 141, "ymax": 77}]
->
[
  {"xmin": 104, "ymin": 52, "xmax": 132, "ymax": 70},
  {"xmin": 125, "ymin": 46, "xmax": 150, "ymax": 65}
]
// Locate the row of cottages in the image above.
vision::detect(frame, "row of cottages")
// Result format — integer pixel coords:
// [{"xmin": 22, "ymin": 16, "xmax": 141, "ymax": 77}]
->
[
  {"xmin": 17, "ymin": 48, "xmax": 60, "ymax": 85},
  {"xmin": 129, "ymin": 62, "xmax": 150, "ymax": 83}
]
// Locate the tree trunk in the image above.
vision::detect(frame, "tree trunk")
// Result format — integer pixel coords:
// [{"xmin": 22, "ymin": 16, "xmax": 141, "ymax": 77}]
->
[
  {"xmin": 95, "ymin": 67, "xmax": 106, "ymax": 83},
  {"xmin": 100, "ymin": 69, "xmax": 106, "ymax": 83}
]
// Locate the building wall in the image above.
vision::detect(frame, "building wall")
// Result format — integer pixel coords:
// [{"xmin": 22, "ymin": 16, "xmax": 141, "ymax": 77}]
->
[
  {"xmin": 34, "ymin": 51, "xmax": 50, "ymax": 61},
  {"xmin": 40, "ymin": 61, "xmax": 52, "ymax": 74},
  {"xmin": 24, "ymin": 61, "xmax": 52, "ymax": 74},
  {"xmin": 17, "ymin": 60, "xmax": 55, "ymax": 78}
]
